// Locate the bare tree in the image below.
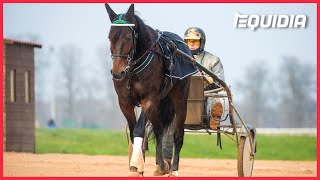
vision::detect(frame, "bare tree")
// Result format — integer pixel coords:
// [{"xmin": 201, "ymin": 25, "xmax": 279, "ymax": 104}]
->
[
  {"xmin": 277, "ymin": 57, "xmax": 316, "ymax": 128},
  {"xmin": 95, "ymin": 44, "xmax": 125, "ymax": 129},
  {"xmin": 58, "ymin": 44, "xmax": 83, "ymax": 125},
  {"xmin": 53, "ymin": 43, "xmax": 125, "ymax": 129},
  {"xmin": 236, "ymin": 60, "xmax": 275, "ymax": 127}
]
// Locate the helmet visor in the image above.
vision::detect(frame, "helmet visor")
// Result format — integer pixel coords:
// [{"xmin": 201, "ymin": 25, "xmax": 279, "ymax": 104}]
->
[{"xmin": 185, "ymin": 39, "xmax": 201, "ymax": 46}]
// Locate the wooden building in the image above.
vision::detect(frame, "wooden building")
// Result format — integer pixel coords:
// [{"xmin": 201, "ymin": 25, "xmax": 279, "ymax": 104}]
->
[{"xmin": 3, "ymin": 38, "xmax": 42, "ymax": 152}]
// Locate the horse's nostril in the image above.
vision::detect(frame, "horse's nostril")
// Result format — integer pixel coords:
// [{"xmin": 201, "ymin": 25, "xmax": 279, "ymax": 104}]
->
[
  {"xmin": 110, "ymin": 69, "xmax": 113, "ymax": 75},
  {"xmin": 111, "ymin": 70, "xmax": 126, "ymax": 80}
]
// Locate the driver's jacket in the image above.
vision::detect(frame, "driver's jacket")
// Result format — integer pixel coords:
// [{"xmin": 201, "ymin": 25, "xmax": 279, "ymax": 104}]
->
[{"xmin": 193, "ymin": 50, "xmax": 225, "ymax": 82}]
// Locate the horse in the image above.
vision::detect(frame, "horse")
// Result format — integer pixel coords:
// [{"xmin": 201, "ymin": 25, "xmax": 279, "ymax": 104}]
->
[{"xmin": 105, "ymin": 3, "xmax": 197, "ymax": 176}]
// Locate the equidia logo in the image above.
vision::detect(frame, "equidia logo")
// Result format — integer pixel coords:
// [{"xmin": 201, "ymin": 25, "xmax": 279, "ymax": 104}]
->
[{"xmin": 234, "ymin": 13, "xmax": 307, "ymax": 30}]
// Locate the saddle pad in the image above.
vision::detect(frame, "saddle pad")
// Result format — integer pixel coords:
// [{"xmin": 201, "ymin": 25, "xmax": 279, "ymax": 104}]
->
[{"xmin": 158, "ymin": 31, "xmax": 198, "ymax": 79}]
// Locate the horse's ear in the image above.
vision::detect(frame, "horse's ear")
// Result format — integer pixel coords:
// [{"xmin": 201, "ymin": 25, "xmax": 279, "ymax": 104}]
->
[
  {"xmin": 126, "ymin": 4, "xmax": 134, "ymax": 20},
  {"xmin": 105, "ymin": 3, "xmax": 117, "ymax": 22}
]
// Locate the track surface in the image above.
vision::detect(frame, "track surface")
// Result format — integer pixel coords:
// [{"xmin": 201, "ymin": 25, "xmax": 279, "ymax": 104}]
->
[{"xmin": 4, "ymin": 152, "xmax": 316, "ymax": 177}]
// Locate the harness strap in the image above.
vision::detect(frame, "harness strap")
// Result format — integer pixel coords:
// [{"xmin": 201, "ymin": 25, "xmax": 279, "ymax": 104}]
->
[
  {"xmin": 131, "ymin": 51, "xmax": 154, "ymax": 74},
  {"xmin": 124, "ymin": 31, "xmax": 169, "ymax": 107},
  {"xmin": 128, "ymin": 31, "xmax": 163, "ymax": 75}
]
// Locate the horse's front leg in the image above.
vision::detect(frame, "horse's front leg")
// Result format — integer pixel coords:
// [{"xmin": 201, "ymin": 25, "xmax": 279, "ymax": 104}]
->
[
  {"xmin": 119, "ymin": 100, "xmax": 136, "ymax": 144},
  {"xmin": 118, "ymin": 100, "xmax": 140, "ymax": 175},
  {"xmin": 128, "ymin": 100, "xmax": 151, "ymax": 176}
]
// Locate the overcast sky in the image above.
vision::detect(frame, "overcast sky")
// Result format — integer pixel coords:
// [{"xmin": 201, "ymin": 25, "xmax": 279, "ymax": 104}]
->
[{"xmin": 4, "ymin": 3, "xmax": 316, "ymax": 95}]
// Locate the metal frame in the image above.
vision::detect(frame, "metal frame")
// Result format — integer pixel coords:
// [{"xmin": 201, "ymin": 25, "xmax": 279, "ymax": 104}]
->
[{"xmin": 185, "ymin": 85, "xmax": 255, "ymax": 156}]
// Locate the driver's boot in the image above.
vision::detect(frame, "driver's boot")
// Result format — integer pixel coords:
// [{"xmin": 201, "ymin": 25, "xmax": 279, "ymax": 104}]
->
[{"xmin": 210, "ymin": 101, "xmax": 223, "ymax": 129}]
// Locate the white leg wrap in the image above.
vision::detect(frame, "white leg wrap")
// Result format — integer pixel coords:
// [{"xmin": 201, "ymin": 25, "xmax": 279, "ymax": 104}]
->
[{"xmin": 130, "ymin": 137, "xmax": 145, "ymax": 172}]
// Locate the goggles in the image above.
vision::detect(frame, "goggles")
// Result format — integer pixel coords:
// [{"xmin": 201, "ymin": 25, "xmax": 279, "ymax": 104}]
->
[{"xmin": 185, "ymin": 39, "xmax": 200, "ymax": 46}]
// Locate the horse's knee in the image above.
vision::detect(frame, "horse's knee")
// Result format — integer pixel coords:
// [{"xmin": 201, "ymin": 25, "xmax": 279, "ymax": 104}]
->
[{"xmin": 133, "ymin": 129, "xmax": 144, "ymax": 138}]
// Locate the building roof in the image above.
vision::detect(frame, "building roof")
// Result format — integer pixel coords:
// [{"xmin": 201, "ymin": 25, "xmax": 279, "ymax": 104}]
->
[{"xmin": 3, "ymin": 38, "xmax": 42, "ymax": 48}]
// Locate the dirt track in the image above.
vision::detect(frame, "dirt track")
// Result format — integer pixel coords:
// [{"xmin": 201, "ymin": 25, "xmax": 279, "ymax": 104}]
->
[{"xmin": 4, "ymin": 152, "xmax": 316, "ymax": 177}]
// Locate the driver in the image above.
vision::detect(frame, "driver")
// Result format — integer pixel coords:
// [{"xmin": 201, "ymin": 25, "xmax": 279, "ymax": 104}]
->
[{"xmin": 183, "ymin": 26, "xmax": 225, "ymax": 129}]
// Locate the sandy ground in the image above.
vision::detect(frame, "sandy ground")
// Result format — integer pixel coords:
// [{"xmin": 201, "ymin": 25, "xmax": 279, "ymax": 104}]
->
[{"xmin": 3, "ymin": 152, "xmax": 316, "ymax": 177}]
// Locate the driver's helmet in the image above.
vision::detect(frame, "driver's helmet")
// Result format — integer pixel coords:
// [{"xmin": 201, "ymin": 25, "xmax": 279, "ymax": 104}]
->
[{"xmin": 184, "ymin": 27, "xmax": 206, "ymax": 55}]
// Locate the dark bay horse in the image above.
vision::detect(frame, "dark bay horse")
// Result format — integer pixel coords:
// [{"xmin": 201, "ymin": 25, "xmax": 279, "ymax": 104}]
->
[{"xmin": 105, "ymin": 4, "xmax": 194, "ymax": 176}]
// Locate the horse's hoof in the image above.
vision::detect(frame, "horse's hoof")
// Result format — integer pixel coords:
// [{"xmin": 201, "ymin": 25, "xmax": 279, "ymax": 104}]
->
[
  {"xmin": 128, "ymin": 166, "xmax": 143, "ymax": 177},
  {"xmin": 128, "ymin": 171, "xmax": 144, "ymax": 177},
  {"xmin": 153, "ymin": 161, "xmax": 170, "ymax": 176},
  {"xmin": 128, "ymin": 171, "xmax": 140, "ymax": 177},
  {"xmin": 153, "ymin": 165, "xmax": 166, "ymax": 176},
  {"xmin": 138, "ymin": 171, "xmax": 144, "ymax": 176},
  {"xmin": 168, "ymin": 171, "xmax": 179, "ymax": 177},
  {"xmin": 164, "ymin": 159, "xmax": 171, "ymax": 173}
]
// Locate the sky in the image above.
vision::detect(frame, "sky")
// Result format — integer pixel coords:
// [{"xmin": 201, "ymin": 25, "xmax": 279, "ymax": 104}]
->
[{"xmin": 4, "ymin": 3, "xmax": 317, "ymax": 99}]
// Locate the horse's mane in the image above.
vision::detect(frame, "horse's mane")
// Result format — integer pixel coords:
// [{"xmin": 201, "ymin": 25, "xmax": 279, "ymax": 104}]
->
[{"xmin": 133, "ymin": 14, "xmax": 156, "ymax": 58}]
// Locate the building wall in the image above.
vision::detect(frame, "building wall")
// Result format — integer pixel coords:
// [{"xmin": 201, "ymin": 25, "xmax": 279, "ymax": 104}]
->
[
  {"xmin": 3, "ymin": 43, "xmax": 6, "ymax": 151},
  {"xmin": 4, "ymin": 43, "xmax": 35, "ymax": 152}
]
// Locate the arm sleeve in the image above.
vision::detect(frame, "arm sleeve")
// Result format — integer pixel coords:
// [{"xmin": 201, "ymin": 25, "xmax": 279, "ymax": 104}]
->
[{"xmin": 210, "ymin": 57, "xmax": 225, "ymax": 82}]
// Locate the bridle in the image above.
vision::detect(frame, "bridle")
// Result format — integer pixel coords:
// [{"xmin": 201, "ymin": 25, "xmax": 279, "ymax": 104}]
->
[
  {"xmin": 110, "ymin": 14, "xmax": 139, "ymax": 75},
  {"xmin": 109, "ymin": 14, "xmax": 146, "ymax": 107}
]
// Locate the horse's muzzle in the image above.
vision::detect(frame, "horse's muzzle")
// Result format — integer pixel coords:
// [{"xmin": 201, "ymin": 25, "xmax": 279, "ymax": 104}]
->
[{"xmin": 110, "ymin": 69, "xmax": 126, "ymax": 80}]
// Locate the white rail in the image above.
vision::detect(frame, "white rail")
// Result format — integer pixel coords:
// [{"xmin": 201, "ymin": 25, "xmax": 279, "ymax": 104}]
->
[{"xmin": 185, "ymin": 128, "xmax": 316, "ymax": 135}]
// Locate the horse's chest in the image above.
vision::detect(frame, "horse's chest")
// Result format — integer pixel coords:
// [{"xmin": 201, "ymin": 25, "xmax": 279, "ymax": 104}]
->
[
  {"xmin": 132, "ymin": 81, "xmax": 154, "ymax": 98},
  {"xmin": 133, "ymin": 82, "xmax": 144, "ymax": 93}
]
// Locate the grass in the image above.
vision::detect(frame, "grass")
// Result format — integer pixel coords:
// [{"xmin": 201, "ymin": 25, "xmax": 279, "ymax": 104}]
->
[
  {"xmin": 36, "ymin": 128, "xmax": 128, "ymax": 155},
  {"xmin": 35, "ymin": 128, "xmax": 316, "ymax": 161}
]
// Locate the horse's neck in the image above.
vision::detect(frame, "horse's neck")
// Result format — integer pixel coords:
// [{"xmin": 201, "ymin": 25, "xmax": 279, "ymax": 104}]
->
[{"xmin": 135, "ymin": 25, "xmax": 157, "ymax": 58}]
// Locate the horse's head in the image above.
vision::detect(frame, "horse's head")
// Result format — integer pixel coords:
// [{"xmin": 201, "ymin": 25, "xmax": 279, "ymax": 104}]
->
[{"xmin": 105, "ymin": 4, "xmax": 138, "ymax": 81}]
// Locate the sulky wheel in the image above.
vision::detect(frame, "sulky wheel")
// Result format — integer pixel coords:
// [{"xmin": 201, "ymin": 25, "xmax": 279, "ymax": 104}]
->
[{"xmin": 237, "ymin": 131, "xmax": 255, "ymax": 177}]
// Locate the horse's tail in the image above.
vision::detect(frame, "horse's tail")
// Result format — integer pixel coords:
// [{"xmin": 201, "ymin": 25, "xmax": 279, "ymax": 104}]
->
[
  {"xmin": 159, "ymin": 96, "xmax": 175, "ymax": 130},
  {"xmin": 147, "ymin": 96, "xmax": 175, "ymax": 142}
]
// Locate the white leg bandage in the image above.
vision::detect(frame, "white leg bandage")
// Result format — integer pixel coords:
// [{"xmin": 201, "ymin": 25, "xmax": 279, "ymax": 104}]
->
[{"xmin": 130, "ymin": 137, "xmax": 145, "ymax": 172}]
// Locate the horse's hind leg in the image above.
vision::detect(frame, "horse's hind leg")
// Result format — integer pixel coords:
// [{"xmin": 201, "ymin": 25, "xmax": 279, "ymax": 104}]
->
[
  {"xmin": 171, "ymin": 121, "xmax": 185, "ymax": 176},
  {"xmin": 152, "ymin": 119, "xmax": 171, "ymax": 176},
  {"xmin": 170, "ymin": 79, "xmax": 190, "ymax": 176}
]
